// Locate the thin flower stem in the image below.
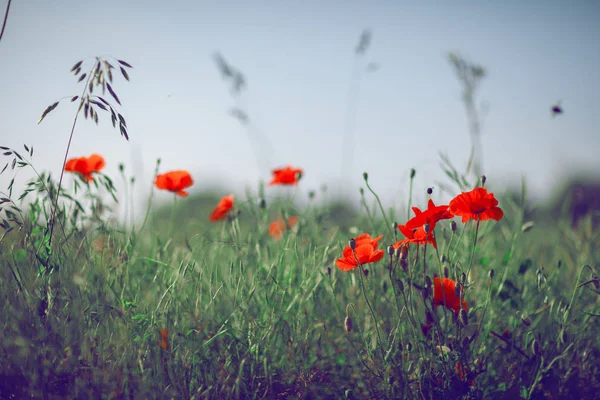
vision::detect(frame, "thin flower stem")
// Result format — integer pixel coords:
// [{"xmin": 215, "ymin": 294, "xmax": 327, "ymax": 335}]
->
[
  {"xmin": 352, "ymin": 252, "xmax": 385, "ymax": 362},
  {"xmin": 360, "ymin": 189, "xmax": 376, "ymax": 232},
  {"xmin": 168, "ymin": 193, "xmax": 177, "ymax": 240},
  {"xmin": 48, "ymin": 63, "xmax": 96, "ymax": 246},
  {"xmin": 423, "ymin": 243, "xmax": 428, "ymax": 276},
  {"xmin": 466, "ymin": 219, "xmax": 481, "ymax": 279},
  {"xmin": 0, "ymin": 0, "xmax": 11, "ymax": 44},
  {"xmin": 364, "ymin": 178, "xmax": 394, "ymax": 237},
  {"xmin": 407, "ymin": 173, "xmax": 414, "ymax": 221}
]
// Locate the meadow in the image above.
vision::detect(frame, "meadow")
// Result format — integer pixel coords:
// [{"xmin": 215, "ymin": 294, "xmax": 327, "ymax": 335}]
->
[{"xmin": 1, "ymin": 55, "xmax": 599, "ymax": 400}]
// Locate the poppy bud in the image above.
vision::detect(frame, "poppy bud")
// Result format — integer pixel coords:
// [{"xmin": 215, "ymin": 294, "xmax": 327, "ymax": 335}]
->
[
  {"xmin": 363, "ymin": 269, "xmax": 369, "ymax": 277},
  {"xmin": 259, "ymin": 198, "xmax": 266, "ymax": 209},
  {"xmin": 349, "ymin": 238, "xmax": 356, "ymax": 250},
  {"xmin": 481, "ymin": 175, "xmax": 487, "ymax": 186},
  {"xmin": 118, "ymin": 163, "xmax": 125, "ymax": 172},
  {"xmin": 454, "ymin": 283, "xmax": 462, "ymax": 299},
  {"xmin": 363, "ymin": 172, "xmax": 368, "ymax": 181},
  {"xmin": 489, "ymin": 269, "xmax": 495, "ymax": 279},
  {"xmin": 459, "ymin": 309, "xmax": 468, "ymax": 326},
  {"xmin": 400, "ymin": 259, "xmax": 408, "ymax": 273},
  {"xmin": 443, "ymin": 265, "xmax": 449, "ymax": 278},
  {"xmin": 308, "ymin": 191, "xmax": 315, "ymax": 200},
  {"xmin": 387, "ymin": 246, "xmax": 394, "ymax": 257},
  {"xmin": 344, "ymin": 316, "xmax": 353, "ymax": 333},
  {"xmin": 521, "ymin": 315, "xmax": 532, "ymax": 326},
  {"xmin": 397, "ymin": 279, "xmax": 404, "ymax": 293},
  {"xmin": 425, "ymin": 275, "xmax": 432, "ymax": 289},
  {"xmin": 399, "ymin": 245, "xmax": 408, "ymax": 260},
  {"xmin": 451, "ymin": 221, "xmax": 457, "ymax": 233},
  {"xmin": 410, "ymin": 168, "xmax": 416, "ymax": 179},
  {"xmin": 461, "ymin": 273, "xmax": 467, "ymax": 284},
  {"xmin": 359, "ymin": 187, "xmax": 364, "ymax": 195},
  {"xmin": 406, "ymin": 341, "xmax": 413, "ymax": 352},
  {"xmin": 427, "ymin": 187, "xmax": 433, "ymax": 195},
  {"xmin": 393, "ymin": 221, "xmax": 398, "ymax": 230},
  {"xmin": 424, "ymin": 223, "xmax": 430, "ymax": 233}
]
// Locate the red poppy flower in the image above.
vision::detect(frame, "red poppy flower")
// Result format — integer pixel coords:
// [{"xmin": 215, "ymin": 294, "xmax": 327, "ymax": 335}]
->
[
  {"xmin": 449, "ymin": 187, "xmax": 504, "ymax": 223},
  {"xmin": 210, "ymin": 194, "xmax": 234, "ymax": 222},
  {"xmin": 155, "ymin": 170, "xmax": 194, "ymax": 197},
  {"xmin": 269, "ymin": 216, "xmax": 299, "ymax": 240},
  {"xmin": 65, "ymin": 153, "xmax": 105, "ymax": 182},
  {"xmin": 433, "ymin": 277, "xmax": 468, "ymax": 314},
  {"xmin": 392, "ymin": 200, "xmax": 452, "ymax": 250},
  {"xmin": 335, "ymin": 233, "xmax": 384, "ymax": 271},
  {"xmin": 393, "ymin": 225, "xmax": 436, "ymax": 249},
  {"xmin": 269, "ymin": 166, "xmax": 303, "ymax": 186},
  {"xmin": 406, "ymin": 199, "xmax": 453, "ymax": 230}
]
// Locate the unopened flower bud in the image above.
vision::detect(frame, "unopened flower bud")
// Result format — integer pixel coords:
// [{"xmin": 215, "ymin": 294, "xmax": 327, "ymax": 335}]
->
[
  {"xmin": 362, "ymin": 172, "xmax": 368, "ymax": 181},
  {"xmin": 259, "ymin": 198, "xmax": 266, "ymax": 209},
  {"xmin": 387, "ymin": 246, "xmax": 394, "ymax": 257},
  {"xmin": 461, "ymin": 272, "xmax": 467, "ymax": 284},
  {"xmin": 521, "ymin": 315, "xmax": 532, "ymax": 326},
  {"xmin": 451, "ymin": 221, "xmax": 457, "ymax": 233},
  {"xmin": 363, "ymin": 269, "xmax": 369, "ymax": 277},
  {"xmin": 489, "ymin": 269, "xmax": 495, "ymax": 279},
  {"xmin": 454, "ymin": 283, "xmax": 462, "ymax": 298},
  {"xmin": 443, "ymin": 265, "xmax": 449, "ymax": 278},
  {"xmin": 344, "ymin": 316, "xmax": 353, "ymax": 333},
  {"xmin": 399, "ymin": 245, "xmax": 408, "ymax": 260},
  {"xmin": 427, "ymin": 187, "xmax": 433, "ymax": 195},
  {"xmin": 349, "ymin": 238, "xmax": 356, "ymax": 250},
  {"xmin": 406, "ymin": 341, "xmax": 413, "ymax": 352},
  {"xmin": 424, "ymin": 223, "xmax": 430, "ymax": 233},
  {"xmin": 481, "ymin": 175, "xmax": 487, "ymax": 186},
  {"xmin": 410, "ymin": 168, "xmax": 416, "ymax": 179}
]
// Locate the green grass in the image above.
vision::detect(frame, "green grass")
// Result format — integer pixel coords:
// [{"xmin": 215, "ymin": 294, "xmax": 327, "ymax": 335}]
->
[{"xmin": 1, "ymin": 155, "xmax": 599, "ymax": 399}]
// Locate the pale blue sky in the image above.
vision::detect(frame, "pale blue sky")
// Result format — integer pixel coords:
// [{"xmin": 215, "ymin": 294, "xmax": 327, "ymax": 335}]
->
[{"xmin": 1, "ymin": 0, "xmax": 599, "ymax": 217}]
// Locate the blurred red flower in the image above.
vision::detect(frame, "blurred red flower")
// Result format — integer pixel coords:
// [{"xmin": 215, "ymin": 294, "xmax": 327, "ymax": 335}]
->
[
  {"xmin": 210, "ymin": 194, "xmax": 234, "ymax": 222},
  {"xmin": 269, "ymin": 166, "xmax": 303, "ymax": 186},
  {"xmin": 269, "ymin": 216, "xmax": 299, "ymax": 240},
  {"xmin": 65, "ymin": 153, "xmax": 105, "ymax": 182},
  {"xmin": 155, "ymin": 170, "xmax": 194, "ymax": 197}
]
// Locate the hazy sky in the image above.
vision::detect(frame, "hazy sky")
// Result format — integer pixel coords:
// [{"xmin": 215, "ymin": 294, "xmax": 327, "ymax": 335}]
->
[{"xmin": 1, "ymin": 0, "xmax": 599, "ymax": 218}]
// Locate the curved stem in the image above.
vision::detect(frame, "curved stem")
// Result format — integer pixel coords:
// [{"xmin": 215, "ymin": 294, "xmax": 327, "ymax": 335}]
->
[
  {"xmin": 0, "ymin": 0, "xmax": 11, "ymax": 44},
  {"xmin": 48, "ymin": 62, "xmax": 95, "ymax": 246}
]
